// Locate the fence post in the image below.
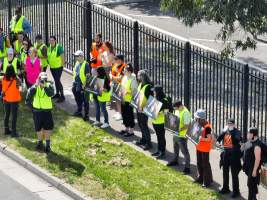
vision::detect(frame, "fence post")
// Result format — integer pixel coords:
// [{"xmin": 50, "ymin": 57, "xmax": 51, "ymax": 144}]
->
[
  {"xmin": 86, "ymin": 1, "xmax": 92, "ymax": 62},
  {"xmin": 44, "ymin": 0, "xmax": 49, "ymax": 45},
  {"xmin": 8, "ymin": 0, "xmax": 12, "ymax": 33},
  {"xmin": 242, "ymin": 64, "xmax": 249, "ymax": 142},
  {"xmin": 184, "ymin": 41, "xmax": 191, "ymax": 110},
  {"xmin": 133, "ymin": 21, "xmax": 139, "ymax": 74}
]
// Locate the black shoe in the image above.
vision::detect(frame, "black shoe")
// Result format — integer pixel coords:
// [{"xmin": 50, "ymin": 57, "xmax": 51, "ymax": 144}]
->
[
  {"xmin": 83, "ymin": 115, "xmax": 88, "ymax": 121},
  {"xmin": 183, "ymin": 167, "xmax": 191, "ymax": 174},
  {"xmin": 166, "ymin": 160, "xmax": 179, "ymax": 166},
  {"xmin": 11, "ymin": 132, "xmax": 19, "ymax": 138},
  {"xmin": 152, "ymin": 151, "xmax": 160, "ymax": 157},
  {"xmin": 52, "ymin": 94, "xmax": 60, "ymax": 99},
  {"xmin": 45, "ymin": 146, "xmax": 51, "ymax": 154},
  {"xmin": 35, "ymin": 143, "xmax": 44, "ymax": 152},
  {"xmin": 143, "ymin": 144, "xmax": 152, "ymax": 151},
  {"xmin": 202, "ymin": 183, "xmax": 210, "ymax": 188},
  {"xmin": 73, "ymin": 111, "xmax": 83, "ymax": 117},
  {"xmin": 57, "ymin": 96, "xmax": 65, "ymax": 103},
  {"xmin": 219, "ymin": 188, "xmax": 231, "ymax": 194},
  {"xmin": 231, "ymin": 192, "xmax": 240, "ymax": 198},
  {"xmin": 4, "ymin": 128, "xmax": 11, "ymax": 135},
  {"xmin": 119, "ymin": 130, "xmax": 127, "ymax": 135},
  {"xmin": 136, "ymin": 140, "xmax": 145, "ymax": 146},
  {"xmin": 156, "ymin": 151, "xmax": 165, "ymax": 159},
  {"xmin": 124, "ymin": 132, "xmax": 134, "ymax": 137}
]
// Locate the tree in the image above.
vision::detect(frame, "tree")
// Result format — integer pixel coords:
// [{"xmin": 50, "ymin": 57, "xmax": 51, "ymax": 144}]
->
[{"xmin": 159, "ymin": 0, "xmax": 267, "ymax": 57}]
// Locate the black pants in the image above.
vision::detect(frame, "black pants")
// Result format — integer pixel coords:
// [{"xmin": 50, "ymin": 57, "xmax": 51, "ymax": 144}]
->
[
  {"xmin": 4, "ymin": 102, "xmax": 18, "ymax": 133},
  {"xmin": 247, "ymin": 172, "xmax": 260, "ymax": 200},
  {"xmin": 153, "ymin": 123, "xmax": 166, "ymax": 152},
  {"xmin": 197, "ymin": 150, "xmax": 213, "ymax": 186},
  {"xmin": 137, "ymin": 112, "xmax": 151, "ymax": 145},
  {"xmin": 121, "ymin": 102, "xmax": 135, "ymax": 128},
  {"xmin": 50, "ymin": 67, "xmax": 64, "ymax": 97},
  {"xmin": 72, "ymin": 86, "xmax": 89, "ymax": 116},
  {"xmin": 222, "ymin": 150, "xmax": 241, "ymax": 193}
]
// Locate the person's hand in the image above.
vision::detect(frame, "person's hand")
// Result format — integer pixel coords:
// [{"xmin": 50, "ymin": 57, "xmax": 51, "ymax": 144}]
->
[{"xmin": 252, "ymin": 170, "xmax": 257, "ymax": 177}]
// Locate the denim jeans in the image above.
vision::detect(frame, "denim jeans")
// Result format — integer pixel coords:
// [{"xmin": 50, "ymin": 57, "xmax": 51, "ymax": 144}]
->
[{"xmin": 94, "ymin": 99, "xmax": 108, "ymax": 123}]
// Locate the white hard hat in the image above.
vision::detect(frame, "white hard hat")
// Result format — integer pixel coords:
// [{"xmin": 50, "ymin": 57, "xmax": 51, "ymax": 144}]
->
[
  {"xmin": 73, "ymin": 50, "xmax": 84, "ymax": 57},
  {"xmin": 194, "ymin": 109, "xmax": 206, "ymax": 119}
]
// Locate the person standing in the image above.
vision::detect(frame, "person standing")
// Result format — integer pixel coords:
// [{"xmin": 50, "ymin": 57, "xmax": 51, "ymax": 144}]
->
[
  {"xmin": 90, "ymin": 33, "xmax": 104, "ymax": 76},
  {"xmin": 72, "ymin": 50, "xmax": 90, "ymax": 121},
  {"xmin": 13, "ymin": 32, "xmax": 24, "ymax": 57},
  {"xmin": 135, "ymin": 70, "xmax": 153, "ymax": 150},
  {"xmin": 0, "ymin": 27, "xmax": 11, "ymax": 64},
  {"xmin": 34, "ymin": 34, "xmax": 48, "ymax": 72},
  {"xmin": 93, "ymin": 67, "xmax": 111, "ymax": 129},
  {"xmin": 167, "ymin": 101, "xmax": 191, "ymax": 174},
  {"xmin": 1, "ymin": 48, "xmax": 20, "ymax": 74},
  {"xmin": 217, "ymin": 119, "xmax": 242, "ymax": 198},
  {"xmin": 195, "ymin": 109, "xmax": 213, "ymax": 187},
  {"xmin": 2, "ymin": 66, "xmax": 21, "ymax": 137},
  {"xmin": 119, "ymin": 64, "xmax": 138, "ymax": 137},
  {"xmin": 242, "ymin": 128, "xmax": 262, "ymax": 200},
  {"xmin": 47, "ymin": 36, "xmax": 65, "ymax": 103},
  {"xmin": 26, "ymin": 72, "xmax": 55, "ymax": 153},
  {"xmin": 25, "ymin": 47, "xmax": 41, "ymax": 88},
  {"xmin": 99, "ymin": 41, "xmax": 115, "ymax": 74}
]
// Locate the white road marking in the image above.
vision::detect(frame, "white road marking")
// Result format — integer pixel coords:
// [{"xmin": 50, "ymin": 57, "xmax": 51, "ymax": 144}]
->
[
  {"xmin": 190, "ymin": 38, "xmax": 267, "ymax": 46},
  {"xmin": 127, "ymin": 14, "xmax": 172, "ymax": 19}
]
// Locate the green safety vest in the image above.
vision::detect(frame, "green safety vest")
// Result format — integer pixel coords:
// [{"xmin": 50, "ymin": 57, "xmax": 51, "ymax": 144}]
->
[
  {"xmin": 2, "ymin": 57, "xmax": 18, "ymax": 74},
  {"xmin": 11, "ymin": 15, "xmax": 25, "ymax": 33},
  {"xmin": 34, "ymin": 43, "xmax": 48, "ymax": 68},
  {"xmin": 175, "ymin": 107, "xmax": 191, "ymax": 137},
  {"xmin": 137, "ymin": 83, "xmax": 149, "ymax": 109},
  {"xmin": 33, "ymin": 84, "xmax": 53, "ymax": 110},
  {"xmin": 73, "ymin": 61, "xmax": 87, "ymax": 86},
  {"xmin": 0, "ymin": 37, "xmax": 7, "ymax": 58},
  {"xmin": 121, "ymin": 76, "xmax": 134, "ymax": 103},
  {"xmin": 47, "ymin": 44, "xmax": 62, "ymax": 68},
  {"xmin": 152, "ymin": 98, "xmax": 168, "ymax": 124}
]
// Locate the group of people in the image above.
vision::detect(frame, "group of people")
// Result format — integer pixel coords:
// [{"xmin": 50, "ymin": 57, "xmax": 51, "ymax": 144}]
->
[{"xmin": 0, "ymin": 6, "xmax": 265, "ymax": 200}]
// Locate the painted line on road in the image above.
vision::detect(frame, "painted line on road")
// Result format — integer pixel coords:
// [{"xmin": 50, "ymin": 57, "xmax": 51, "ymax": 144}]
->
[
  {"xmin": 190, "ymin": 38, "xmax": 267, "ymax": 46},
  {"xmin": 127, "ymin": 14, "xmax": 172, "ymax": 19}
]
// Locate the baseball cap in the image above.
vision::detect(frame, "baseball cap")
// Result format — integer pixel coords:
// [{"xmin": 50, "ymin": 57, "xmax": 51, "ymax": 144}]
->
[
  {"xmin": 73, "ymin": 50, "xmax": 84, "ymax": 57},
  {"xmin": 7, "ymin": 48, "xmax": 14, "ymax": 55},
  {"xmin": 194, "ymin": 109, "xmax": 206, "ymax": 119}
]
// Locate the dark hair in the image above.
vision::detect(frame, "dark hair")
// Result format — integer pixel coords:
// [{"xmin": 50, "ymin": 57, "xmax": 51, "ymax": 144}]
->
[
  {"xmin": 173, "ymin": 101, "xmax": 183, "ymax": 108},
  {"xmin": 227, "ymin": 118, "xmax": 235, "ymax": 124},
  {"xmin": 138, "ymin": 70, "xmax": 152, "ymax": 85},
  {"xmin": 23, "ymin": 37, "xmax": 32, "ymax": 50},
  {"xmin": 15, "ymin": 6, "xmax": 22, "ymax": 14},
  {"xmin": 50, "ymin": 35, "xmax": 57, "ymax": 41},
  {"xmin": 97, "ymin": 67, "xmax": 107, "ymax": 79},
  {"xmin": 104, "ymin": 41, "xmax": 115, "ymax": 54},
  {"xmin": 35, "ymin": 34, "xmax": 42, "ymax": 40},
  {"xmin": 125, "ymin": 63, "xmax": 134, "ymax": 73},
  {"xmin": 153, "ymin": 85, "xmax": 166, "ymax": 101},
  {"xmin": 96, "ymin": 33, "xmax": 102, "ymax": 39},
  {"xmin": 248, "ymin": 127, "xmax": 258, "ymax": 136},
  {"xmin": 4, "ymin": 66, "xmax": 16, "ymax": 81}
]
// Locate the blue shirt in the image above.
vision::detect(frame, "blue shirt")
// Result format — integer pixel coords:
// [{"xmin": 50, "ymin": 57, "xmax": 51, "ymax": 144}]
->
[{"xmin": 22, "ymin": 18, "xmax": 32, "ymax": 34}]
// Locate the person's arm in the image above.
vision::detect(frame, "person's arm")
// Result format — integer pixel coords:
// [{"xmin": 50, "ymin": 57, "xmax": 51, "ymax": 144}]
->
[
  {"xmin": 217, "ymin": 132, "xmax": 225, "ymax": 143},
  {"xmin": 131, "ymin": 78, "xmax": 138, "ymax": 95},
  {"xmin": 22, "ymin": 18, "xmax": 32, "ymax": 34},
  {"xmin": 57, "ymin": 45, "xmax": 65, "ymax": 66},
  {"xmin": 25, "ymin": 85, "xmax": 37, "ymax": 106},
  {"xmin": 252, "ymin": 146, "xmax": 261, "ymax": 177},
  {"xmin": 44, "ymin": 83, "xmax": 55, "ymax": 97},
  {"xmin": 5, "ymin": 36, "xmax": 11, "ymax": 48},
  {"xmin": 144, "ymin": 84, "xmax": 151, "ymax": 99},
  {"xmin": 200, "ymin": 127, "xmax": 212, "ymax": 141}
]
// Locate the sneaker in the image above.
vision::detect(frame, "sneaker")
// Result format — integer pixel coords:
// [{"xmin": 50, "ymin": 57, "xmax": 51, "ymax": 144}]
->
[
  {"xmin": 115, "ymin": 114, "xmax": 122, "ymax": 121},
  {"xmin": 45, "ymin": 146, "xmax": 51, "ymax": 154},
  {"xmin": 166, "ymin": 160, "xmax": 179, "ymax": 166},
  {"xmin": 11, "ymin": 132, "xmax": 19, "ymax": 138},
  {"xmin": 219, "ymin": 188, "xmax": 231, "ymax": 194},
  {"xmin": 100, "ymin": 123, "xmax": 110, "ymax": 128},
  {"xmin": 156, "ymin": 151, "xmax": 165, "ymax": 159},
  {"xmin": 83, "ymin": 115, "xmax": 88, "ymax": 121},
  {"xmin": 52, "ymin": 94, "xmax": 60, "ymax": 99},
  {"xmin": 35, "ymin": 143, "xmax": 44, "ymax": 152},
  {"xmin": 124, "ymin": 132, "xmax": 134, "ymax": 137},
  {"xmin": 119, "ymin": 130, "xmax": 127, "ymax": 135},
  {"xmin": 57, "ymin": 96, "xmax": 65, "ymax": 103},
  {"xmin": 136, "ymin": 140, "xmax": 146, "ymax": 146},
  {"xmin": 152, "ymin": 152, "xmax": 160, "ymax": 157},
  {"xmin": 143, "ymin": 144, "xmax": 152, "ymax": 151},
  {"xmin": 231, "ymin": 192, "xmax": 240, "ymax": 198},
  {"xmin": 4, "ymin": 128, "xmax": 11, "ymax": 135},
  {"xmin": 93, "ymin": 121, "xmax": 100, "ymax": 126},
  {"xmin": 183, "ymin": 167, "xmax": 191, "ymax": 174},
  {"xmin": 73, "ymin": 111, "xmax": 82, "ymax": 117}
]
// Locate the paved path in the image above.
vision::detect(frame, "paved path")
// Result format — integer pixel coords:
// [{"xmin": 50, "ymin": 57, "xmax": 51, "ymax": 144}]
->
[
  {"xmin": 51, "ymin": 71, "xmax": 267, "ymax": 200},
  {"xmin": 107, "ymin": 1, "xmax": 267, "ymax": 72},
  {"xmin": 0, "ymin": 152, "xmax": 73, "ymax": 200}
]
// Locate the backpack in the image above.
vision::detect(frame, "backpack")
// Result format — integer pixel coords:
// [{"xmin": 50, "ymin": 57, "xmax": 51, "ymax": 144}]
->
[{"xmin": 166, "ymin": 96, "xmax": 174, "ymax": 113}]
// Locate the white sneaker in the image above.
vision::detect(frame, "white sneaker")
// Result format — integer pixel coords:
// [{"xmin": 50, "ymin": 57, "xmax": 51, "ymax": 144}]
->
[
  {"xmin": 100, "ymin": 123, "xmax": 110, "ymax": 128},
  {"xmin": 93, "ymin": 121, "xmax": 100, "ymax": 126},
  {"xmin": 115, "ymin": 114, "xmax": 122, "ymax": 121}
]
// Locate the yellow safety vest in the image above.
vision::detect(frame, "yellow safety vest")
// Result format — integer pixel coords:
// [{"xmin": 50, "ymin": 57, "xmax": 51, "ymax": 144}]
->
[
  {"xmin": 11, "ymin": 15, "xmax": 25, "ymax": 33},
  {"xmin": 175, "ymin": 107, "xmax": 191, "ymax": 137},
  {"xmin": 33, "ymin": 84, "xmax": 53, "ymax": 110},
  {"xmin": 97, "ymin": 78, "xmax": 111, "ymax": 102},
  {"xmin": 14, "ymin": 40, "xmax": 22, "ymax": 54},
  {"xmin": 121, "ymin": 76, "xmax": 134, "ymax": 103},
  {"xmin": 47, "ymin": 44, "xmax": 62, "ymax": 68},
  {"xmin": 152, "ymin": 98, "xmax": 168, "ymax": 124},
  {"xmin": 2, "ymin": 57, "xmax": 18, "ymax": 74},
  {"xmin": 20, "ymin": 48, "xmax": 27, "ymax": 64},
  {"xmin": 73, "ymin": 61, "xmax": 87, "ymax": 86},
  {"xmin": 0, "ymin": 38, "xmax": 7, "ymax": 58},
  {"xmin": 34, "ymin": 43, "xmax": 48, "ymax": 68},
  {"xmin": 137, "ymin": 83, "xmax": 149, "ymax": 109}
]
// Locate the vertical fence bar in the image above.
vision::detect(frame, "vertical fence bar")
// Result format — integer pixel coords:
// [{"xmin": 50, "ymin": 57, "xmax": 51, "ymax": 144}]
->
[
  {"xmin": 86, "ymin": 1, "xmax": 92, "ymax": 62},
  {"xmin": 44, "ymin": 0, "xmax": 49, "ymax": 45},
  {"xmin": 8, "ymin": 0, "xmax": 12, "ymax": 33},
  {"xmin": 133, "ymin": 21, "xmax": 139, "ymax": 74},
  {"xmin": 242, "ymin": 64, "xmax": 249, "ymax": 142},
  {"xmin": 184, "ymin": 41, "xmax": 191, "ymax": 109}
]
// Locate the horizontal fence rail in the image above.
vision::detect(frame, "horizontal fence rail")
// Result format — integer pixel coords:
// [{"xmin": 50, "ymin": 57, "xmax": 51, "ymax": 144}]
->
[{"xmin": 0, "ymin": 0, "xmax": 266, "ymax": 143}]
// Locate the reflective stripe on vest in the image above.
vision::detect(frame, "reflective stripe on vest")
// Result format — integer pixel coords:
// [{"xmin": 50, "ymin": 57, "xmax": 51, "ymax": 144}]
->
[
  {"xmin": 175, "ymin": 107, "xmax": 191, "ymax": 137},
  {"xmin": 121, "ymin": 76, "xmax": 133, "ymax": 102},
  {"xmin": 3, "ymin": 57, "xmax": 18, "ymax": 74},
  {"xmin": 137, "ymin": 83, "xmax": 149, "ymax": 109},
  {"xmin": 196, "ymin": 123, "xmax": 213, "ymax": 153},
  {"xmin": 73, "ymin": 61, "xmax": 87, "ymax": 86},
  {"xmin": 11, "ymin": 15, "xmax": 25, "ymax": 33},
  {"xmin": 34, "ymin": 43, "xmax": 48, "ymax": 68},
  {"xmin": 33, "ymin": 84, "xmax": 53, "ymax": 109},
  {"xmin": 47, "ymin": 44, "xmax": 62, "ymax": 68},
  {"xmin": 97, "ymin": 90, "xmax": 111, "ymax": 102}
]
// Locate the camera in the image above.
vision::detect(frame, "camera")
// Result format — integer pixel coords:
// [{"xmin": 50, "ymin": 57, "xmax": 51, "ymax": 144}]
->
[{"xmin": 39, "ymin": 77, "xmax": 47, "ymax": 85}]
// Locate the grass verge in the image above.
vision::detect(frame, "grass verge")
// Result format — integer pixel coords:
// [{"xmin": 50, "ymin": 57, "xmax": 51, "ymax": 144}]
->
[{"xmin": 0, "ymin": 102, "xmax": 222, "ymax": 200}]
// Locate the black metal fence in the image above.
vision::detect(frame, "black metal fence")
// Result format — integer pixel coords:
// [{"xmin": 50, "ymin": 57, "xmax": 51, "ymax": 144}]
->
[{"xmin": 0, "ymin": 0, "xmax": 266, "ymax": 142}]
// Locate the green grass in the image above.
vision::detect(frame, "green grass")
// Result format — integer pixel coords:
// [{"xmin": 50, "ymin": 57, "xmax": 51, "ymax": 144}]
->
[{"xmin": 0, "ymin": 102, "xmax": 222, "ymax": 200}]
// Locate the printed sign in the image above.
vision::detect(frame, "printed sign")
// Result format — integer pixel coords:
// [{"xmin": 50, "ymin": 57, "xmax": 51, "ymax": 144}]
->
[
  {"xmin": 85, "ymin": 76, "xmax": 104, "ymax": 96},
  {"xmin": 111, "ymin": 81, "xmax": 122, "ymax": 102},
  {"xmin": 164, "ymin": 112, "xmax": 179, "ymax": 132},
  {"xmin": 143, "ymin": 96, "xmax": 162, "ymax": 119}
]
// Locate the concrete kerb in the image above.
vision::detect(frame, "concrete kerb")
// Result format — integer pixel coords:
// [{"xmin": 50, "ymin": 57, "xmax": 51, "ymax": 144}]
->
[{"xmin": 0, "ymin": 142, "xmax": 90, "ymax": 200}]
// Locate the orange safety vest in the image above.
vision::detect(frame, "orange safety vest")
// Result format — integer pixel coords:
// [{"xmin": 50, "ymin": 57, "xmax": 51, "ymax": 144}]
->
[
  {"xmin": 196, "ymin": 123, "xmax": 213, "ymax": 153},
  {"xmin": 90, "ymin": 42, "xmax": 103, "ymax": 69},
  {"xmin": 111, "ymin": 63, "xmax": 126, "ymax": 83},
  {"xmin": 2, "ymin": 78, "xmax": 21, "ymax": 102}
]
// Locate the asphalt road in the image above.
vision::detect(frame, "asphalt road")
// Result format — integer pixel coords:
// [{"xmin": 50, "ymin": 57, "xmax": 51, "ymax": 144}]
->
[{"xmin": 108, "ymin": 1, "xmax": 267, "ymax": 72}]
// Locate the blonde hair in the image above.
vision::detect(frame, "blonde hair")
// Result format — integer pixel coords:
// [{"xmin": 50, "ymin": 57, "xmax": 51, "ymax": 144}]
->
[{"xmin": 29, "ymin": 47, "xmax": 38, "ymax": 56}]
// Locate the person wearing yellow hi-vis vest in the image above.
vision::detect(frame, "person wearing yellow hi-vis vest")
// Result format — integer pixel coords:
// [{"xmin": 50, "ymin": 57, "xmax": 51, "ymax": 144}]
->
[
  {"xmin": 26, "ymin": 72, "xmax": 55, "ymax": 154},
  {"xmin": 119, "ymin": 64, "xmax": 138, "ymax": 137},
  {"xmin": 1, "ymin": 48, "xmax": 20, "ymax": 74},
  {"xmin": 151, "ymin": 85, "xmax": 172, "ymax": 159},
  {"xmin": 13, "ymin": 32, "xmax": 24, "ymax": 57},
  {"xmin": 72, "ymin": 50, "xmax": 90, "ymax": 121},
  {"xmin": 135, "ymin": 70, "xmax": 153, "ymax": 150},
  {"xmin": 47, "ymin": 36, "xmax": 65, "ymax": 103},
  {"xmin": 34, "ymin": 34, "xmax": 48, "ymax": 72},
  {"xmin": 167, "ymin": 101, "xmax": 192, "ymax": 174},
  {"xmin": 92, "ymin": 67, "xmax": 111, "ymax": 129},
  {"xmin": 0, "ymin": 27, "xmax": 11, "ymax": 63}
]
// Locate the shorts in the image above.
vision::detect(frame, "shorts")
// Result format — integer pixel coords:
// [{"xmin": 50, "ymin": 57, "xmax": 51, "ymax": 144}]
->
[{"xmin": 33, "ymin": 110, "xmax": 54, "ymax": 132}]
